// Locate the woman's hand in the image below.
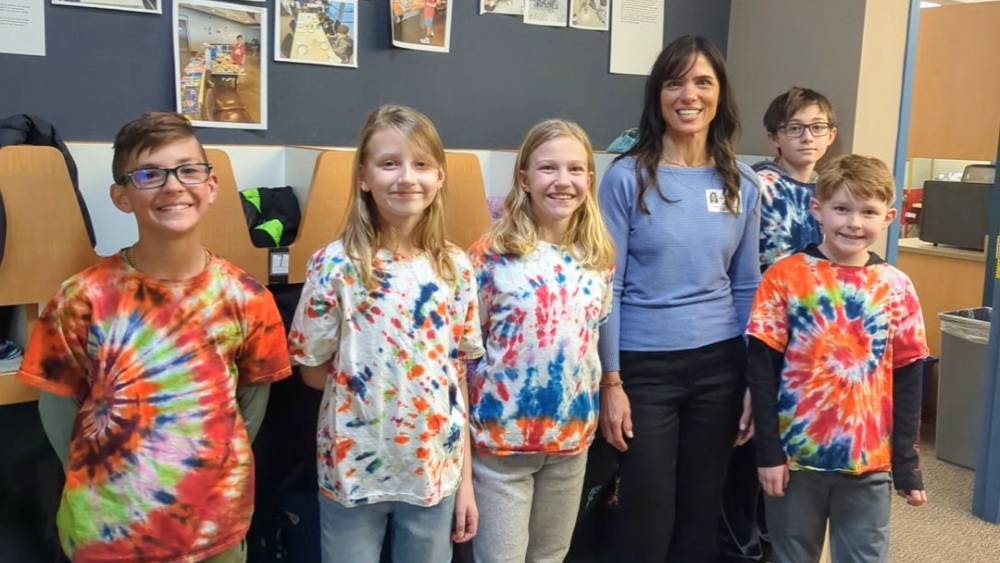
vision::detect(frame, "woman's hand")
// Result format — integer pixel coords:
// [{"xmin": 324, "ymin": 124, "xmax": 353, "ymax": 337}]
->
[
  {"xmin": 452, "ymin": 478, "xmax": 478, "ymax": 543},
  {"xmin": 758, "ymin": 465, "xmax": 789, "ymax": 497},
  {"xmin": 600, "ymin": 374, "xmax": 633, "ymax": 452},
  {"xmin": 734, "ymin": 389, "xmax": 754, "ymax": 446}
]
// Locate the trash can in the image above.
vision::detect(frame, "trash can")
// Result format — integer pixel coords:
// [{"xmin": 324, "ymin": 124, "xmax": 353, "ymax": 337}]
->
[{"xmin": 936, "ymin": 307, "xmax": 991, "ymax": 469}]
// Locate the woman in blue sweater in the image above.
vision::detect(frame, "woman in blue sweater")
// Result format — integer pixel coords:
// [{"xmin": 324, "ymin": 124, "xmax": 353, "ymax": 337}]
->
[{"xmin": 596, "ymin": 35, "xmax": 761, "ymax": 562}]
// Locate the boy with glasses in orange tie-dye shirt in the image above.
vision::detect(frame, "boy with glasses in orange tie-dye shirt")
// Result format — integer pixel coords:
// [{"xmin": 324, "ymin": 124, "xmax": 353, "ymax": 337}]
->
[{"xmin": 17, "ymin": 112, "xmax": 291, "ymax": 563}]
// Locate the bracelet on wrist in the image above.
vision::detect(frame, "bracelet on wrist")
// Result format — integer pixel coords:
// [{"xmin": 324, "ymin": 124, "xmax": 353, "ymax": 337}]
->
[{"xmin": 600, "ymin": 380, "xmax": 623, "ymax": 388}]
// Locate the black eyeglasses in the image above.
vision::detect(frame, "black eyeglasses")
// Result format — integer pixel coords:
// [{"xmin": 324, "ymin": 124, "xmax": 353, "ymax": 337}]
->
[
  {"xmin": 778, "ymin": 123, "xmax": 832, "ymax": 138},
  {"xmin": 121, "ymin": 163, "xmax": 213, "ymax": 190}
]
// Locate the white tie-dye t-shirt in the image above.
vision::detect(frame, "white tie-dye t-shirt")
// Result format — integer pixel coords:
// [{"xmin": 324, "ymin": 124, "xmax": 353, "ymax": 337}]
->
[{"xmin": 288, "ymin": 241, "xmax": 484, "ymax": 507}]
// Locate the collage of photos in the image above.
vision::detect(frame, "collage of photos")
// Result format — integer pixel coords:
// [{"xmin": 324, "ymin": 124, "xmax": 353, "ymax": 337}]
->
[
  {"xmin": 524, "ymin": 0, "xmax": 568, "ymax": 27},
  {"xmin": 51, "ymin": 0, "xmax": 161, "ymax": 15},
  {"xmin": 391, "ymin": 0, "xmax": 452, "ymax": 53},
  {"xmin": 570, "ymin": 0, "xmax": 608, "ymax": 31},
  {"xmin": 174, "ymin": 0, "xmax": 268, "ymax": 129},
  {"xmin": 276, "ymin": 0, "xmax": 357, "ymax": 68},
  {"xmin": 481, "ymin": 0, "xmax": 607, "ymax": 32}
]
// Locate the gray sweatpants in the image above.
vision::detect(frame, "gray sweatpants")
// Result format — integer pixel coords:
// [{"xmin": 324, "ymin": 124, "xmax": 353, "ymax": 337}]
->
[
  {"xmin": 764, "ymin": 470, "xmax": 892, "ymax": 563},
  {"xmin": 471, "ymin": 450, "xmax": 587, "ymax": 563}
]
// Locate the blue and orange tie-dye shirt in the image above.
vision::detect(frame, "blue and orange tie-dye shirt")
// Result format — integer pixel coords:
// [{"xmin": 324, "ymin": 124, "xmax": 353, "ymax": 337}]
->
[
  {"xmin": 468, "ymin": 238, "xmax": 613, "ymax": 456},
  {"xmin": 746, "ymin": 250, "xmax": 929, "ymax": 475},
  {"xmin": 17, "ymin": 253, "xmax": 292, "ymax": 563},
  {"xmin": 288, "ymin": 241, "xmax": 484, "ymax": 507}
]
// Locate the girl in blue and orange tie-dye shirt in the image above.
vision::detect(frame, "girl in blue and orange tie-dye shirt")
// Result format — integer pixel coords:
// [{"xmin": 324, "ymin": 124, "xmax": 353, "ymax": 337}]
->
[
  {"xmin": 287, "ymin": 106, "xmax": 484, "ymax": 563},
  {"xmin": 467, "ymin": 120, "xmax": 615, "ymax": 563}
]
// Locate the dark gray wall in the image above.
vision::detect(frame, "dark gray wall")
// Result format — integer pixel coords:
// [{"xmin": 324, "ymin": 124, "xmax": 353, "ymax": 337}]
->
[
  {"xmin": 726, "ymin": 0, "xmax": 865, "ymax": 157},
  {"xmin": 1, "ymin": 1, "xmax": 731, "ymax": 149}
]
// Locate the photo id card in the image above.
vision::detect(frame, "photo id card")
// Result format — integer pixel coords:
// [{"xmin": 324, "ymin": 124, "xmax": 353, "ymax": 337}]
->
[
  {"xmin": 705, "ymin": 189, "xmax": 740, "ymax": 213},
  {"xmin": 706, "ymin": 189, "xmax": 724, "ymax": 213}
]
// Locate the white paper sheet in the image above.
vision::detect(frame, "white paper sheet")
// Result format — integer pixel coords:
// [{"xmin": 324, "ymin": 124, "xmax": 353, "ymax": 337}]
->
[
  {"xmin": 609, "ymin": 0, "xmax": 663, "ymax": 75},
  {"xmin": 480, "ymin": 0, "xmax": 522, "ymax": 16},
  {"xmin": 275, "ymin": 0, "xmax": 358, "ymax": 68},
  {"xmin": 569, "ymin": 0, "xmax": 608, "ymax": 31},
  {"xmin": 50, "ymin": 0, "xmax": 162, "ymax": 15},
  {"xmin": 524, "ymin": 0, "xmax": 567, "ymax": 28},
  {"xmin": 0, "ymin": 0, "xmax": 45, "ymax": 57},
  {"xmin": 391, "ymin": 0, "xmax": 452, "ymax": 53}
]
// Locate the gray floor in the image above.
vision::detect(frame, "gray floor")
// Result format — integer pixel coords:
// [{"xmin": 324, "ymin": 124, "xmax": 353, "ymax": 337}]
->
[{"xmin": 888, "ymin": 443, "xmax": 1000, "ymax": 562}]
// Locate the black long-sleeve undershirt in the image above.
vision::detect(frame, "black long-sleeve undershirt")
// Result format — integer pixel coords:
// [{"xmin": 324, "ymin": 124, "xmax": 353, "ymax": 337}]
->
[
  {"xmin": 746, "ymin": 336, "xmax": 925, "ymax": 491},
  {"xmin": 891, "ymin": 359, "xmax": 925, "ymax": 491},
  {"xmin": 746, "ymin": 336, "xmax": 786, "ymax": 468}
]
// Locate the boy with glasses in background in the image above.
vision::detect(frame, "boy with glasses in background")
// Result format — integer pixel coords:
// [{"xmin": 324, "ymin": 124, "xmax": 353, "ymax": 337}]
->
[
  {"xmin": 17, "ymin": 112, "xmax": 291, "ymax": 562},
  {"xmin": 754, "ymin": 87, "xmax": 839, "ymax": 270}
]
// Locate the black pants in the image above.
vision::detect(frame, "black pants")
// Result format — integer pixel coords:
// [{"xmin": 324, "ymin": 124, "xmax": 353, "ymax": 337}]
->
[
  {"xmin": 717, "ymin": 439, "xmax": 765, "ymax": 562},
  {"xmin": 615, "ymin": 338, "xmax": 746, "ymax": 563}
]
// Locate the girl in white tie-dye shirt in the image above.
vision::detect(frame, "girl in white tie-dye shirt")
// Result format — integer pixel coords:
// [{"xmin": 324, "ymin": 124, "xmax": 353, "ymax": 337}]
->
[{"xmin": 288, "ymin": 105, "xmax": 484, "ymax": 563}]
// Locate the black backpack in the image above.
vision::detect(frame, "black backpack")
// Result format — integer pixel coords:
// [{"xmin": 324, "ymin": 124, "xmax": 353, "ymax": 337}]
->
[{"xmin": 239, "ymin": 186, "xmax": 301, "ymax": 248}]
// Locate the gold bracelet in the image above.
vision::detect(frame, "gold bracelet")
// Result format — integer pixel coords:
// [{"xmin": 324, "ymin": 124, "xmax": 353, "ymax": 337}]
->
[{"xmin": 599, "ymin": 380, "xmax": 623, "ymax": 388}]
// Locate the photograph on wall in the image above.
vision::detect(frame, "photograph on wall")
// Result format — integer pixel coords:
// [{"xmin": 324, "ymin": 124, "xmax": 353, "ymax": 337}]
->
[
  {"xmin": 51, "ymin": 0, "xmax": 161, "ymax": 15},
  {"xmin": 275, "ymin": 0, "xmax": 356, "ymax": 67},
  {"xmin": 480, "ymin": 0, "xmax": 522, "ymax": 16},
  {"xmin": 524, "ymin": 0, "xmax": 567, "ymax": 27},
  {"xmin": 174, "ymin": 0, "xmax": 268, "ymax": 129},
  {"xmin": 391, "ymin": 0, "xmax": 452, "ymax": 53},
  {"xmin": 569, "ymin": 0, "xmax": 607, "ymax": 31}
]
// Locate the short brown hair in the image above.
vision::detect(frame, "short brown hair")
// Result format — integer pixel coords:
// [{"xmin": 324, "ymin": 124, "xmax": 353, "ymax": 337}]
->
[
  {"xmin": 762, "ymin": 87, "xmax": 837, "ymax": 134},
  {"xmin": 816, "ymin": 154, "xmax": 895, "ymax": 204},
  {"xmin": 112, "ymin": 112, "xmax": 204, "ymax": 184}
]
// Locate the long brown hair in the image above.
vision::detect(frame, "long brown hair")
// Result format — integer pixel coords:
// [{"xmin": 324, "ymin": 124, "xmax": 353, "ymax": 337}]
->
[
  {"xmin": 620, "ymin": 35, "xmax": 743, "ymax": 215},
  {"xmin": 342, "ymin": 105, "xmax": 456, "ymax": 289}
]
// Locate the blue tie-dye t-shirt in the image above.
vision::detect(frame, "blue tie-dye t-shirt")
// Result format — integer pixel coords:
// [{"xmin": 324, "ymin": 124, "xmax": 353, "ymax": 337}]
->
[
  {"xmin": 288, "ymin": 241, "xmax": 484, "ymax": 507},
  {"xmin": 754, "ymin": 161, "xmax": 823, "ymax": 270},
  {"xmin": 468, "ymin": 237, "xmax": 613, "ymax": 455}
]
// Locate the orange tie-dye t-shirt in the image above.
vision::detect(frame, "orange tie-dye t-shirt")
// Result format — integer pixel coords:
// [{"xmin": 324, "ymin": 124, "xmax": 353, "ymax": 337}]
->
[
  {"xmin": 746, "ymin": 252, "xmax": 928, "ymax": 475},
  {"xmin": 17, "ymin": 253, "xmax": 291, "ymax": 562}
]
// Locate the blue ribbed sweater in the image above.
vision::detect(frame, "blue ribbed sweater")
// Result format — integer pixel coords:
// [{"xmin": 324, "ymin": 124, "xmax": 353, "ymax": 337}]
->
[{"xmin": 597, "ymin": 157, "xmax": 762, "ymax": 372}]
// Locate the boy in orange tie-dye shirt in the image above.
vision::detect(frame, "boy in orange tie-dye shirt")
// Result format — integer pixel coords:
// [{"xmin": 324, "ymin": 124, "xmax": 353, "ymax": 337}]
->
[
  {"xmin": 17, "ymin": 112, "xmax": 291, "ymax": 562},
  {"xmin": 746, "ymin": 155, "xmax": 928, "ymax": 563}
]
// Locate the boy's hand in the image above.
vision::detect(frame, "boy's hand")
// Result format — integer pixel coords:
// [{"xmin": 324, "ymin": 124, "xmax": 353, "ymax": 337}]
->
[
  {"xmin": 897, "ymin": 489, "xmax": 927, "ymax": 507},
  {"xmin": 758, "ymin": 465, "xmax": 789, "ymax": 497},
  {"xmin": 452, "ymin": 478, "xmax": 478, "ymax": 543},
  {"xmin": 734, "ymin": 389, "xmax": 754, "ymax": 446}
]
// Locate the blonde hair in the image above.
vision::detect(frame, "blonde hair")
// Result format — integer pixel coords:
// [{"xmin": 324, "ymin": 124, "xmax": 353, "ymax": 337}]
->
[
  {"xmin": 342, "ymin": 105, "xmax": 456, "ymax": 288},
  {"xmin": 816, "ymin": 154, "xmax": 895, "ymax": 204},
  {"xmin": 489, "ymin": 119, "xmax": 615, "ymax": 270}
]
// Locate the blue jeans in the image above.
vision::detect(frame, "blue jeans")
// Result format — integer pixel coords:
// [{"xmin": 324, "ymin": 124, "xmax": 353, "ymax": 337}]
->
[{"xmin": 318, "ymin": 493, "xmax": 455, "ymax": 563}]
